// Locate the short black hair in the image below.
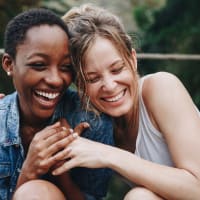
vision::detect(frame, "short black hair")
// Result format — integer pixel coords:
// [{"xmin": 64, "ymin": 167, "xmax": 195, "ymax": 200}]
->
[{"xmin": 4, "ymin": 8, "xmax": 69, "ymax": 59}]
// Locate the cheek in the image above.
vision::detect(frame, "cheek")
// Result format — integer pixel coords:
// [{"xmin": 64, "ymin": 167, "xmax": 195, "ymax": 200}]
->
[
  {"xmin": 86, "ymin": 84, "xmax": 99, "ymax": 99},
  {"xmin": 123, "ymin": 70, "xmax": 135, "ymax": 83},
  {"xmin": 63, "ymin": 74, "xmax": 73, "ymax": 85}
]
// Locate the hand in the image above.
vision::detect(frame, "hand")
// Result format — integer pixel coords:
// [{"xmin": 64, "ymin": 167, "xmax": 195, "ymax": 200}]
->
[
  {"xmin": 20, "ymin": 121, "xmax": 77, "ymax": 180},
  {"xmin": 59, "ymin": 118, "xmax": 90, "ymax": 136},
  {"xmin": 52, "ymin": 136, "xmax": 109, "ymax": 175},
  {"xmin": 0, "ymin": 93, "xmax": 5, "ymax": 98},
  {"xmin": 50, "ymin": 118, "xmax": 90, "ymax": 170}
]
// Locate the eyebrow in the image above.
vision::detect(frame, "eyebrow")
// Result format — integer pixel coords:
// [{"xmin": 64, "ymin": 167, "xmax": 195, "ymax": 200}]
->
[{"xmin": 27, "ymin": 52, "xmax": 71, "ymax": 59}]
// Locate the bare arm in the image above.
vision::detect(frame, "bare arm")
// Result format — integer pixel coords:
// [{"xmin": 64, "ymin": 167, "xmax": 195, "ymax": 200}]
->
[{"xmin": 52, "ymin": 72, "xmax": 200, "ymax": 200}]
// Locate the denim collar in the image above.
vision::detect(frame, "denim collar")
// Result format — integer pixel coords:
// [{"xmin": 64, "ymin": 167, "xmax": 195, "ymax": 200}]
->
[
  {"xmin": 2, "ymin": 92, "xmax": 21, "ymax": 147},
  {"xmin": 2, "ymin": 92, "xmax": 64, "ymax": 147}
]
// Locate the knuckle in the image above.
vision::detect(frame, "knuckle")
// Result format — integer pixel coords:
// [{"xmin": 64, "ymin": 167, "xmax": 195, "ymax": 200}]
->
[{"xmin": 55, "ymin": 141, "xmax": 64, "ymax": 149}]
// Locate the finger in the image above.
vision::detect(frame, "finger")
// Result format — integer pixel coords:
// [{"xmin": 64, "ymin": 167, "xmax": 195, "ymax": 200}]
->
[
  {"xmin": 46, "ymin": 121, "xmax": 61, "ymax": 130},
  {"xmin": 51, "ymin": 160, "xmax": 66, "ymax": 171},
  {"xmin": 36, "ymin": 121, "xmax": 61, "ymax": 140},
  {"xmin": 49, "ymin": 146, "xmax": 72, "ymax": 164},
  {"xmin": 45, "ymin": 127, "xmax": 73, "ymax": 146},
  {"xmin": 52, "ymin": 159, "xmax": 77, "ymax": 175},
  {"xmin": 59, "ymin": 118, "xmax": 71, "ymax": 129},
  {"xmin": 45, "ymin": 133, "xmax": 78, "ymax": 159},
  {"xmin": 0, "ymin": 93, "xmax": 5, "ymax": 99},
  {"xmin": 74, "ymin": 122, "xmax": 90, "ymax": 136},
  {"xmin": 41, "ymin": 120, "xmax": 73, "ymax": 140}
]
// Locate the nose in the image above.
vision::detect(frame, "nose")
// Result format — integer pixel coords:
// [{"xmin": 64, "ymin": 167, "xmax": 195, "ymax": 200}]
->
[
  {"xmin": 45, "ymin": 68, "xmax": 63, "ymax": 88},
  {"xmin": 101, "ymin": 75, "xmax": 117, "ymax": 91}
]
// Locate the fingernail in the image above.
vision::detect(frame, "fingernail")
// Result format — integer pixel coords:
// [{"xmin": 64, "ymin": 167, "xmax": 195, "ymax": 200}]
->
[
  {"xmin": 52, "ymin": 171, "xmax": 57, "ymax": 175},
  {"xmin": 72, "ymin": 132, "xmax": 78, "ymax": 138},
  {"xmin": 62, "ymin": 126, "xmax": 67, "ymax": 131},
  {"xmin": 84, "ymin": 123, "xmax": 90, "ymax": 128},
  {"xmin": 69, "ymin": 128, "xmax": 73, "ymax": 133}
]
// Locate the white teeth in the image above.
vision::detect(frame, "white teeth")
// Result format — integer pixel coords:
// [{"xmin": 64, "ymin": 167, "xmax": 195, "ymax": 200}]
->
[
  {"xmin": 35, "ymin": 90, "xmax": 59, "ymax": 100},
  {"xmin": 104, "ymin": 90, "xmax": 125, "ymax": 102}
]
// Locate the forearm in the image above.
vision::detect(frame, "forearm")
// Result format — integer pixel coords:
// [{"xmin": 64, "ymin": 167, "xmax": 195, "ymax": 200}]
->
[
  {"xmin": 16, "ymin": 165, "xmax": 38, "ymax": 189},
  {"xmin": 104, "ymin": 146, "xmax": 200, "ymax": 200}
]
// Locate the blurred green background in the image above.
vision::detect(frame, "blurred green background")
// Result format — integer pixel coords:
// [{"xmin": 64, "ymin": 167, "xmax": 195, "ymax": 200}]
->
[{"xmin": 0, "ymin": 0, "xmax": 200, "ymax": 199}]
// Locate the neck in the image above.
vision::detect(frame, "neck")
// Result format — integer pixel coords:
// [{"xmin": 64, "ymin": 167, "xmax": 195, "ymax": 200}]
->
[
  {"xmin": 20, "ymin": 119, "xmax": 48, "ymax": 155},
  {"xmin": 113, "ymin": 110, "xmax": 139, "ymax": 152}
]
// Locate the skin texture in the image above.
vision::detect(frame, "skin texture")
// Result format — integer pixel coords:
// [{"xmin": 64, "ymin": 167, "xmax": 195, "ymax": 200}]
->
[
  {"xmin": 2, "ymin": 24, "xmax": 87, "ymax": 200},
  {"xmin": 12, "ymin": 180, "xmax": 66, "ymax": 200},
  {"xmin": 0, "ymin": 93, "xmax": 5, "ymax": 98},
  {"xmin": 51, "ymin": 36, "xmax": 200, "ymax": 200},
  {"xmin": 3, "ymin": 25, "xmax": 73, "ymax": 126},
  {"xmin": 2, "ymin": 24, "xmax": 74, "ymax": 182},
  {"xmin": 83, "ymin": 37, "xmax": 136, "ymax": 118}
]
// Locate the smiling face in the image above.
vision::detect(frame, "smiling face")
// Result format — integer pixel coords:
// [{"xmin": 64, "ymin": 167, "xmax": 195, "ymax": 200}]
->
[
  {"xmin": 84, "ymin": 37, "xmax": 137, "ymax": 117},
  {"xmin": 4, "ymin": 25, "xmax": 73, "ymax": 125}
]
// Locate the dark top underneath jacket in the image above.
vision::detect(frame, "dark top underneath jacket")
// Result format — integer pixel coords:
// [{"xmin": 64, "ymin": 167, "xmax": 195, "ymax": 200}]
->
[{"xmin": 0, "ymin": 89, "xmax": 114, "ymax": 200}]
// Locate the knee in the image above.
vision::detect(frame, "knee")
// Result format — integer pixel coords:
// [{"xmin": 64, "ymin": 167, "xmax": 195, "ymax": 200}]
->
[
  {"xmin": 12, "ymin": 180, "xmax": 66, "ymax": 200},
  {"xmin": 124, "ymin": 187, "xmax": 162, "ymax": 200}
]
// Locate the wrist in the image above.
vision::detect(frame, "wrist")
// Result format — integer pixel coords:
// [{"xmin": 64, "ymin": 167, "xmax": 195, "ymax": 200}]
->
[{"xmin": 20, "ymin": 165, "xmax": 39, "ymax": 180}]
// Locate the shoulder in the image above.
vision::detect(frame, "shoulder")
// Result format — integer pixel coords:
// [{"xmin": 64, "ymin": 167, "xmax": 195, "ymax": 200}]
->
[
  {"xmin": 142, "ymin": 72, "xmax": 182, "ymax": 96},
  {"xmin": 141, "ymin": 72, "xmax": 187, "ymax": 106},
  {"xmin": 140, "ymin": 72, "xmax": 193, "ymax": 132},
  {"xmin": 0, "ymin": 92, "xmax": 19, "ymax": 141},
  {"xmin": 0, "ymin": 92, "xmax": 17, "ymax": 113}
]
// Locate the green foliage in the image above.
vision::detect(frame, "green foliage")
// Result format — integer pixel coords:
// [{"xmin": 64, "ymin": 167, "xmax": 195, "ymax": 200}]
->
[
  {"xmin": 0, "ymin": 0, "xmax": 41, "ymax": 94},
  {"xmin": 105, "ymin": 175, "xmax": 130, "ymax": 200},
  {"xmin": 134, "ymin": 5, "xmax": 154, "ymax": 31},
  {"xmin": 0, "ymin": 0, "xmax": 40, "ymax": 47},
  {"xmin": 132, "ymin": 0, "xmax": 166, "ymax": 32},
  {"xmin": 39, "ymin": 0, "xmax": 70, "ymax": 16},
  {"xmin": 142, "ymin": 0, "xmax": 200, "ymax": 53},
  {"xmin": 0, "ymin": 0, "xmax": 71, "ymax": 94},
  {"xmin": 137, "ymin": 0, "xmax": 200, "ymax": 107}
]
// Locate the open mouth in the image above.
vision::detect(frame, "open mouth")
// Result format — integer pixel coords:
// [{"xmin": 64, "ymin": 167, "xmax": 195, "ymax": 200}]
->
[
  {"xmin": 35, "ymin": 90, "xmax": 60, "ymax": 100},
  {"xmin": 102, "ymin": 89, "xmax": 126, "ymax": 102},
  {"xmin": 34, "ymin": 90, "xmax": 61, "ymax": 108}
]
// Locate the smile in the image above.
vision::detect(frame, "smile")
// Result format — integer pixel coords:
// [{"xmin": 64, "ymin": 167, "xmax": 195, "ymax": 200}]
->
[
  {"xmin": 35, "ymin": 90, "xmax": 60, "ymax": 100},
  {"xmin": 103, "ymin": 89, "xmax": 126, "ymax": 102}
]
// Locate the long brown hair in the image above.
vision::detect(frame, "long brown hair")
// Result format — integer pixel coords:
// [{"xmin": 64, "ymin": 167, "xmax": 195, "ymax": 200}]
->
[{"xmin": 63, "ymin": 4, "xmax": 139, "ymax": 140}]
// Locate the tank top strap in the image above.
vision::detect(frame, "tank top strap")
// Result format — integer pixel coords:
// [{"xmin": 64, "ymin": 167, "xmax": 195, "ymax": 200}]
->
[{"xmin": 139, "ymin": 74, "xmax": 152, "ymax": 97}]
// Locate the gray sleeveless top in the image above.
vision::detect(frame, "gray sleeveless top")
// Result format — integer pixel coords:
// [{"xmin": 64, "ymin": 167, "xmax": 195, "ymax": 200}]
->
[{"xmin": 135, "ymin": 77, "xmax": 174, "ymax": 166}]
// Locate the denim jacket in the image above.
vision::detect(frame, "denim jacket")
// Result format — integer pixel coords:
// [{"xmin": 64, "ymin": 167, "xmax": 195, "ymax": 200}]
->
[{"xmin": 0, "ymin": 89, "xmax": 114, "ymax": 200}]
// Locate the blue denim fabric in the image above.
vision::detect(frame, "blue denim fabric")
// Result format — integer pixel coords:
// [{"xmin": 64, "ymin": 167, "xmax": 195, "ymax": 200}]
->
[{"xmin": 0, "ymin": 89, "xmax": 114, "ymax": 200}]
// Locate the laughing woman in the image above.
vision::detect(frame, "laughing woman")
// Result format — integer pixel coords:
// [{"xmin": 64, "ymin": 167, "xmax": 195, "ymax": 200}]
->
[
  {"xmin": 52, "ymin": 4, "xmax": 200, "ymax": 200},
  {"xmin": 0, "ymin": 8, "xmax": 113, "ymax": 200}
]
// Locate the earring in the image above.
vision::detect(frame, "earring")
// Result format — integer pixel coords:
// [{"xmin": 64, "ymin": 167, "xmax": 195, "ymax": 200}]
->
[{"xmin": 7, "ymin": 71, "xmax": 11, "ymax": 76}]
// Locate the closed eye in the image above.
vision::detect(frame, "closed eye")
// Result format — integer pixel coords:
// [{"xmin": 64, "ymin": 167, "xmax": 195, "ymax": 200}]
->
[
  {"xmin": 86, "ymin": 76, "xmax": 100, "ymax": 84},
  {"xmin": 60, "ymin": 64, "xmax": 73, "ymax": 72},
  {"xmin": 112, "ymin": 66, "xmax": 124, "ymax": 74},
  {"xmin": 27, "ymin": 62, "xmax": 46, "ymax": 70}
]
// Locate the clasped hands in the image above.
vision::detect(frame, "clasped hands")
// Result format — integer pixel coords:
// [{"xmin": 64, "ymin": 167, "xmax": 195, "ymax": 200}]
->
[
  {"xmin": 20, "ymin": 118, "xmax": 90, "ymax": 181},
  {"xmin": 0, "ymin": 94, "xmax": 103, "ymax": 179}
]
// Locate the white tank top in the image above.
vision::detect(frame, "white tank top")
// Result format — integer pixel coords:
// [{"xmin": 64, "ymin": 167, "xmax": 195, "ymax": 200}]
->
[{"xmin": 135, "ymin": 76, "xmax": 174, "ymax": 166}]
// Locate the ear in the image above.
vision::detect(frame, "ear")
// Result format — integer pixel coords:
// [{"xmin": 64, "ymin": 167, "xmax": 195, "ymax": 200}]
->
[
  {"xmin": 131, "ymin": 48, "xmax": 137, "ymax": 71},
  {"xmin": 2, "ymin": 53, "xmax": 14, "ymax": 77}
]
